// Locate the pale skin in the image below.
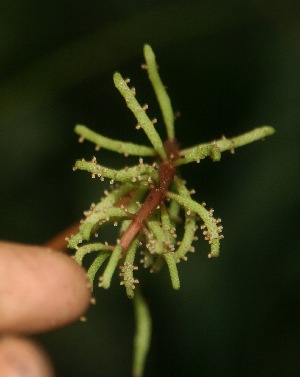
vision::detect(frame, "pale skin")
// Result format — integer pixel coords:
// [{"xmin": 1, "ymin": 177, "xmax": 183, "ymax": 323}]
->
[{"xmin": 0, "ymin": 241, "xmax": 91, "ymax": 376}]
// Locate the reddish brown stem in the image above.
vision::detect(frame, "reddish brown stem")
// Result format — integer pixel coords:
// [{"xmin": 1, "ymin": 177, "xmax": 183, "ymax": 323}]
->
[
  {"xmin": 119, "ymin": 139, "xmax": 179, "ymax": 251},
  {"xmin": 45, "ymin": 222, "xmax": 80, "ymax": 251}
]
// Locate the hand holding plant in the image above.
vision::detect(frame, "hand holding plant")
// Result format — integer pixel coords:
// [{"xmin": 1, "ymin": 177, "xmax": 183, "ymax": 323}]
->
[{"xmin": 0, "ymin": 241, "xmax": 91, "ymax": 376}]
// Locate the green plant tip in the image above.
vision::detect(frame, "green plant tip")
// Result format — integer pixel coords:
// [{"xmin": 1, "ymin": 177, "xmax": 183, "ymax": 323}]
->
[
  {"xmin": 69, "ymin": 45, "xmax": 274, "ymax": 295},
  {"xmin": 68, "ymin": 45, "xmax": 274, "ymax": 377}
]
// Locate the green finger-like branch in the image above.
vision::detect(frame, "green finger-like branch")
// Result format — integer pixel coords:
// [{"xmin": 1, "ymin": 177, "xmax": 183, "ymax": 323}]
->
[
  {"xmin": 120, "ymin": 239, "xmax": 139, "ymax": 299},
  {"xmin": 176, "ymin": 126, "xmax": 275, "ymax": 166},
  {"xmin": 75, "ymin": 159, "xmax": 159, "ymax": 183},
  {"xmin": 163, "ymin": 252, "xmax": 180, "ymax": 290},
  {"xmin": 171, "ymin": 178, "xmax": 198, "ymax": 261},
  {"xmin": 100, "ymin": 244, "xmax": 123, "ymax": 289},
  {"xmin": 218, "ymin": 126, "xmax": 275, "ymax": 151},
  {"xmin": 160, "ymin": 203, "xmax": 176, "ymax": 249},
  {"xmin": 168, "ymin": 198, "xmax": 181, "ymax": 227},
  {"xmin": 76, "ymin": 206, "xmax": 129, "ymax": 244},
  {"xmin": 173, "ymin": 175, "xmax": 191, "ymax": 196},
  {"xmin": 75, "ymin": 124, "xmax": 156, "ymax": 157},
  {"xmin": 160, "ymin": 203, "xmax": 172, "ymax": 236},
  {"xmin": 87, "ymin": 252, "xmax": 111, "ymax": 289},
  {"xmin": 113, "ymin": 72, "xmax": 167, "ymax": 160},
  {"xmin": 74, "ymin": 242, "xmax": 113, "ymax": 264},
  {"xmin": 146, "ymin": 220, "xmax": 166, "ymax": 255},
  {"xmin": 68, "ymin": 183, "xmax": 135, "ymax": 248},
  {"xmin": 174, "ymin": 143, "xmax": 221, "ymax": 166},
  {"xmin": 174, "ymin": 212, "xmax": 197, "ymax": 261},
  {"xmin": 166, "ymin": 191, "xmax": 222, "ymax": 258},
  {"xmin": 143, "ymin": 44, "xmax": 175, "ymax": 140},
  {"xmin": 159, "ymin": 204, "xmax": 180, "ymax": 289},
  {"xmin": 133, "ymin": 288, "xmax": 152, "ymax": 377}
]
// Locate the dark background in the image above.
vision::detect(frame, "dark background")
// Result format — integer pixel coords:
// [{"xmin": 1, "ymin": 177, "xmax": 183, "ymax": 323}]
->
[{"xmin": 1, "ymin": 1, "xmax": 299, "ymax": 376}]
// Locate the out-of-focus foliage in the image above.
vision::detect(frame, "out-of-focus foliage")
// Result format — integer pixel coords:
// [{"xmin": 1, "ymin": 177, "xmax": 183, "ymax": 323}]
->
[{"xmin": 1, "ymin": 1, "xmax": 299, "ymax": 376}]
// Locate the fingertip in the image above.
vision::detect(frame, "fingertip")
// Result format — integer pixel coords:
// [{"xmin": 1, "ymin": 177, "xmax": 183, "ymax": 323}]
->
[
  {"xmin": 0, "ymin": 335, "xmax": 54, "ymax": 377},
  {"xmin": 0, "ymin": 242, "xmax": 92, "ymax": 333}
]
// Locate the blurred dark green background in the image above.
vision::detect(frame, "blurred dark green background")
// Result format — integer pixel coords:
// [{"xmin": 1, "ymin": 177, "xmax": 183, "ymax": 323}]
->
[{"xmin": 1, "ymin": 1, "xmax": 299, "ymax": 376}]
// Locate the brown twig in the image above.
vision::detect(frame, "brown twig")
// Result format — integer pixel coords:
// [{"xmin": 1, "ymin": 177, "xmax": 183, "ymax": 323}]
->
[{"xmin": 119, "ymin": 139, "xmax": 179, "ymax": 251}]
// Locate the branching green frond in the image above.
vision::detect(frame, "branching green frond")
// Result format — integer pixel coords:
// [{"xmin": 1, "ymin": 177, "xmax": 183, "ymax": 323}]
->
[
  {"xmin": 120, "ymin": 239, "xmax": 140, "ymax": 299},
  {"xmin": 69, "ymin": 44, "xmax": 274, "ymax": 377}
]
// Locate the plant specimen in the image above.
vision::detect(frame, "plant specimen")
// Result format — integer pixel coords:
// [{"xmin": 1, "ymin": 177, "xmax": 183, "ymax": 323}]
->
[{"xmin": 67, "ymin": 44, "xmax": 274, "ymax": 376}]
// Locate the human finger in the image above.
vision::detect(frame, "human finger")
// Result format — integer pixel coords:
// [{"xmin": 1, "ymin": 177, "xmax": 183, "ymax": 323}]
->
[
  {"xmin": 0, "ymin": 335, "xmax": 54, "ymax": 377},
  {"xmin": 0, "ymin": 241, "xmax": 91, "ymax": 334}
]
